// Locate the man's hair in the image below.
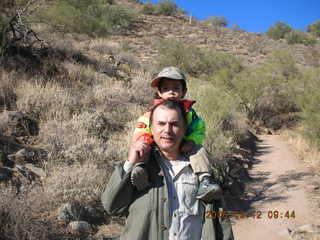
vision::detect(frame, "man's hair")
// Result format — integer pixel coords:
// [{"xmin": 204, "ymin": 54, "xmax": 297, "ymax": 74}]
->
[{"xmin": 149, "ymin": 100, "xmax": 188, "ymax": 127}]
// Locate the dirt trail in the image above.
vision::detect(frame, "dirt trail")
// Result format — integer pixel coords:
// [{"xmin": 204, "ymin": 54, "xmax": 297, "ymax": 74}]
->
[{"xmin": 231, "ymin": 135, "xmax": 317, "ymax": 240}]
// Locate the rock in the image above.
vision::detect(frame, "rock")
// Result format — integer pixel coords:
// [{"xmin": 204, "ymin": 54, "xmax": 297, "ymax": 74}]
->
[
  {"xmin": 14, "ymin": 164, "xmax": 41, "ymax": 183},
  {"xmin": 58, "ymin": 202, "xmax": 104, "ymax": 224},
  {"xmin": 0, "ymin": 151, "xmax": 15, "ymax": 168},
  {"xmin": 0, "ymin": 135, "xmax": 23, "ymax": 155},
  {"xmin": 69, "ymin": 221, "xmax": 92, "ymax": 233},
  {"xmin": 24, "ymin": 164, "xmax": 46, "ymax": 178},
  {"xmin": 83, "ymin": 205, "xmax": 105, "ymax": 224},
  {"xmin": 7, "ymin": 148, "xmax": 47, "ymax": 166},
  {"xmin": 58, "ymin": 202, "xmax": 85, "ymax": 223},
  {"xmin": 0, "ymin": 167, "xmax": 12, "ymax": 182},
  {"xmin": 0, "ymin": 111, "xmax": 39, "ymax": 137}
]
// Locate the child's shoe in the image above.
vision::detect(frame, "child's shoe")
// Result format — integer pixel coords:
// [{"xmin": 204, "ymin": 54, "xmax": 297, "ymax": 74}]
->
[
  {"xmin": 196, "ymin": 176, "xmax": 222, "ymax": 201},
  {"xmin": 131, "ymin": 164, "xmax": 150, "ymax": 191}
]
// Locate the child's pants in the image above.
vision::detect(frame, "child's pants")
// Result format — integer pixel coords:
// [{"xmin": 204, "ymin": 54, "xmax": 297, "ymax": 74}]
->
[{"xmin": 187, "ymin": 145, "xmax": 212, "ymax": 175}]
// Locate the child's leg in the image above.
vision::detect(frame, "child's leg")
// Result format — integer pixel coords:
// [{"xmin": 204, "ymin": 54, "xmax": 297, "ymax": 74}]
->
[
  {"xmin": 187, "ymin": 145, "xmax": 222, "ymax": 201},
  {"xmin": 188, "ymin": 145, "xmax": 212, "ymax": 178}
]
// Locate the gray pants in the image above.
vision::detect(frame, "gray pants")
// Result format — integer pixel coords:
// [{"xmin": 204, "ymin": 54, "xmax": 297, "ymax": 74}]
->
[{"xmin": 187, "ymin": 145, "xmax": 212, "ymax": 175}]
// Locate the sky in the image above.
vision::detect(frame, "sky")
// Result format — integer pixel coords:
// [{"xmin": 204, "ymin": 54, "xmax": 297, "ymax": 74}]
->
[{"xmin": 141, "ymin": 0, "xmax": 320, "ymax": 33}]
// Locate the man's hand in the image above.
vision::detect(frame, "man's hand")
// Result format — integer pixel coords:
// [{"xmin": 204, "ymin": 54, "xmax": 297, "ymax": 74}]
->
[
  {"xmin": 128, "ymin": 141, "xmax": 151, "ymax": 165},
  {"xmin": 180, "ymin": 140, "xmax": 196, "ymax": 153}
]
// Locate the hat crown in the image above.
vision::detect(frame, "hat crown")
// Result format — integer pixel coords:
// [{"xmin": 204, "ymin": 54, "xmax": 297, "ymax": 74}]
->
[{"xmin": 157, "ymin": 67, "xmax": 186, "ymax": 80}]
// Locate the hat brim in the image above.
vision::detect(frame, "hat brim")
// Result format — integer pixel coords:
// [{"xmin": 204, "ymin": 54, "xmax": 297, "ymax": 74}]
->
[{"xmin": 151, "ymin": 77, "xmax": 162, "ymax": 88}]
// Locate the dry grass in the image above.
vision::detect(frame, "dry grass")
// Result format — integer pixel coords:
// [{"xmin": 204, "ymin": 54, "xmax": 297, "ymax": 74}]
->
[
  {"xmin": 0, "ymin": 186, "xmax": 72, "ymax": 240},
  {"xmin": 96, "ymin": 223, "xmax": 122, "ymax": 238},
  {"xmin": 44, "ymin": 162, "xmax": 107, "ymax": 204},
  {"xmin": 281, "ymin": 129, "xmax": 320, "ymax": 170},
  {"xmin": 0, "ymin": 71, "xmax": 17, "ymax": 111},
  {"xmin": 39, "ymin": 119, "xmax": 109, "ymax": 166},
  {"xmin": 84, "ymin": 38, "xmax": 120, "ymax": 56},
  {"xmin": 16, "ymin": 81, "xmax": 78, "ymax": 121}
]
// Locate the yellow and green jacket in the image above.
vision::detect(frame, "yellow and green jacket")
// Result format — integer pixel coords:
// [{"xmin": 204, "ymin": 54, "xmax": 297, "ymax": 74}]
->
[{"xmin": 133, "ymin": 99, "xmax": 206, "ymax": 145}]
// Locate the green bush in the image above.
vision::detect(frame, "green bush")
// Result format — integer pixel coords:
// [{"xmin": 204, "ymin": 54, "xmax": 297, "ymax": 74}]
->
[
  {"xmin": 267, "ymin": 21, "xmax": 292, "ymax": 40},
  {"xmin": 156, "ymin": 0, "xmax": 178, "ymax": 16},
  {"xmin": 157, "ymin": 39, "xmax": 242, "ymax": 78},
  {"xmin": 141, "ymin": 2, "xmax": 156, "ymax": 15},
  {"xmin": 187, "ymin": 80, "xmax": 245, "ymax": 159},
  {"xmin": 231, "ymin": 24, "xmax": 241, "ymax": 31},
  {"xmin": 307, "ymin": 21, "xmax": 320, "ymax": 37},
  {"xmin": 285, "ymin": 30, "xmax": 318, "ymax": 45},
  {"xmin": 293, "ymin": 68, "xmax": 320, "ymax": 147},
  {"xmin": 141, "ymin": 0, "xmax": 180, "ymax": 16},
  {"xmin": 204, "ymin": 16, "xmax": 228, "ymax": 27},
  {"xmin": 230, "ymin": 50, "xmax": 299, "ymax": 129},
  {"xmin": 37, "ymin": 0, "xmax": 137, "ymax": 36}
]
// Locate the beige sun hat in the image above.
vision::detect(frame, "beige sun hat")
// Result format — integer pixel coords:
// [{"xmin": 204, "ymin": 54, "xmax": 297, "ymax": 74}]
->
[{"xmin": 151, "ymin": 66, "xmax": 186, "ymax": 88}]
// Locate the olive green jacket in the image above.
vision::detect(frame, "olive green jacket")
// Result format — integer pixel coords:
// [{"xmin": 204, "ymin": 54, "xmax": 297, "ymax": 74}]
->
[{"xmin": 101, "ymin": 153, "xmax": 234, "ymax": 240}]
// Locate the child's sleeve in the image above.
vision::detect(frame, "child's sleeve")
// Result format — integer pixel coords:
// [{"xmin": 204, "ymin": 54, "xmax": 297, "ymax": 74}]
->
[
  {"xmin": 185, "ymin": 108, "xmax": 206, "ymax": 145},
  {"xmin": 132, "ymin": 112, "xmax": 154, "ymax": 145}
]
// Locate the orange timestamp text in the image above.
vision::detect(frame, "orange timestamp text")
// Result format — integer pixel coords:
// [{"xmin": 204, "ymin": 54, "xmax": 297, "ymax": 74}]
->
[{"xmin": 205, "ymin": 210, "xmax": 296, "ymax": 220}]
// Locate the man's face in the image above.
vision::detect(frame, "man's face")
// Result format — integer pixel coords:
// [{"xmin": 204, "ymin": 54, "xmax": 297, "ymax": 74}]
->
[
  {"xmin": 157, "ymin": 78, "xmax": 186, "ymax": 101},
  {"xmin": 151, "ymin": 105, "xmax": 186, "ymax": 155}
]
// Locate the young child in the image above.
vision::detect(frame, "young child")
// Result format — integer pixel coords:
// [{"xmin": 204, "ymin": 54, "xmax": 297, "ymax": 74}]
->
[{"xmin": 131, "ymin": 66, "xmax": 221, "ymax": 201}]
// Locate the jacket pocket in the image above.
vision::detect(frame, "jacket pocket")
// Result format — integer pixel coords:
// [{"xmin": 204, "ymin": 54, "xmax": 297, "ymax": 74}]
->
[{"xmin": 175, "ymin": 174, "xmax": 200, "ymax": 215}]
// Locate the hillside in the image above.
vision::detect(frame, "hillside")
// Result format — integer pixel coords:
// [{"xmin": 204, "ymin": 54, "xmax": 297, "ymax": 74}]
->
[
  {"xmin": 110, "ymin": 13, "xmax": 320, "ymax": 68},
  {"xmin": 1, "ymin": 0, "xmax": 320, "ymax": 239}
]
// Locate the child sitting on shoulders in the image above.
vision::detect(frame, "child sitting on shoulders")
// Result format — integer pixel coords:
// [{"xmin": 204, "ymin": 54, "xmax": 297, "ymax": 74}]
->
[{"xmin": 130, "ymin": 66, "xmax": 221, "ymax": 201}]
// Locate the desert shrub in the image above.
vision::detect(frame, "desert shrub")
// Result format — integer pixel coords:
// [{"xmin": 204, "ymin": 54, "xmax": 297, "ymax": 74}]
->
[
  {"xmin": 0, "ymin": 187, "xmax": 72, "ymax": 240},
  {"xmin": 16, "ymin": 81, "xmax": 79, "ymax": 121},
  {"xmin": 231, "ymin": 24, "xmax": 241, "ymax": 31},
  {"xmin": 157, "ymin": 40, "xmax": 200, "ymax": 74},
  {"xmin": 69, "ymin": 111, "xmax": 108, "ymax": 139},
  {"xmin": 141, "ymin": 2, "xmax": 156, "ymax": 15},
  {"xmin": 307, "ymin": 21, "xmax": 320, "ymax": 37},
  {"xmin": 199, "ymin": 48, "xmax": 242, "ymax": 77},
  {"xmin": 127, "ymin": 69, "xmax": 153, "ymax": 106},
  {"xmin": 39, "ymin": 120, "xmax": 109, "ymax": 166},
  {"xmin": 45, "ymin": 162, "xmax": 107, "ymax": 203},
  {"xmin": 267, "ymin": 21, "xmax": 292, "ymax": 40},
  {"xmin": 187, "ymin": 79, "xmax": 245, "ymax": 159},
  {"xmin": 156, "ymin": 0, "xmax": 178, "ymax": 16},
  {"xmin": 37, "ymin": 0, "xmax": 137, "ymax": 36},
  {"xmin": 285, "ymin": 30, "xmax": 318, "ymax": 45},
  {"xmin": 204, "ymin": 16, "xmax": 228, "ymax": 27},
  {"xmin": 293, "ymin": 68, "xmax": 320, "ymax": 147},
  {"xmin": 230, "ymin": 50, "xmax": 299, "ymax": 129},
  {"xmin": 86, "ymin": 38, "xmax": 117, "ymax": 55},
  {"xmin": 103, "ymin": 4, "xmax": 138, "ymax": 35},
  {"xmin": 0, "ymin": 70, "xmax": 17, "ymax": 111},
  {"xmin": 140, "ymin": 0, "xmax": 179, "ymax": 16},
  {"xmin": 63, "ymin": 62, "xmax": 99, "ymax": 88},
  {"xmin": 157, "ymin": 40, "xmax": 242, "ymax": 77}
]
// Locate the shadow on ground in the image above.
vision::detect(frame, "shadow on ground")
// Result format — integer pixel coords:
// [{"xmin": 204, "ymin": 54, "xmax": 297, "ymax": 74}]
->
[{"xmin": 225, "ymin": 135, "xmax": 313, "ymax": 214}]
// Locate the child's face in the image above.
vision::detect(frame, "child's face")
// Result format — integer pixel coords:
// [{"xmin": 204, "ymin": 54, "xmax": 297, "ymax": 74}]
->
[{"xmin": 157, "ymin": 78, "xmax": 187, "ymax": 101}]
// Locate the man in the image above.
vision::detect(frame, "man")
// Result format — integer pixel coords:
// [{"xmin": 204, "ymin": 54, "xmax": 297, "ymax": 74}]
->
[{"xmin": 101, "ymin": 100, "xmax": 234, "ymax": 240}]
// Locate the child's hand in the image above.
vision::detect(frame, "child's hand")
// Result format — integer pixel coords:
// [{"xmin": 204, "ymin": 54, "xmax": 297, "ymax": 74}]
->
[{"xmin": 180, "ymin": 140, "xmax": 196, "ymax": 153}]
